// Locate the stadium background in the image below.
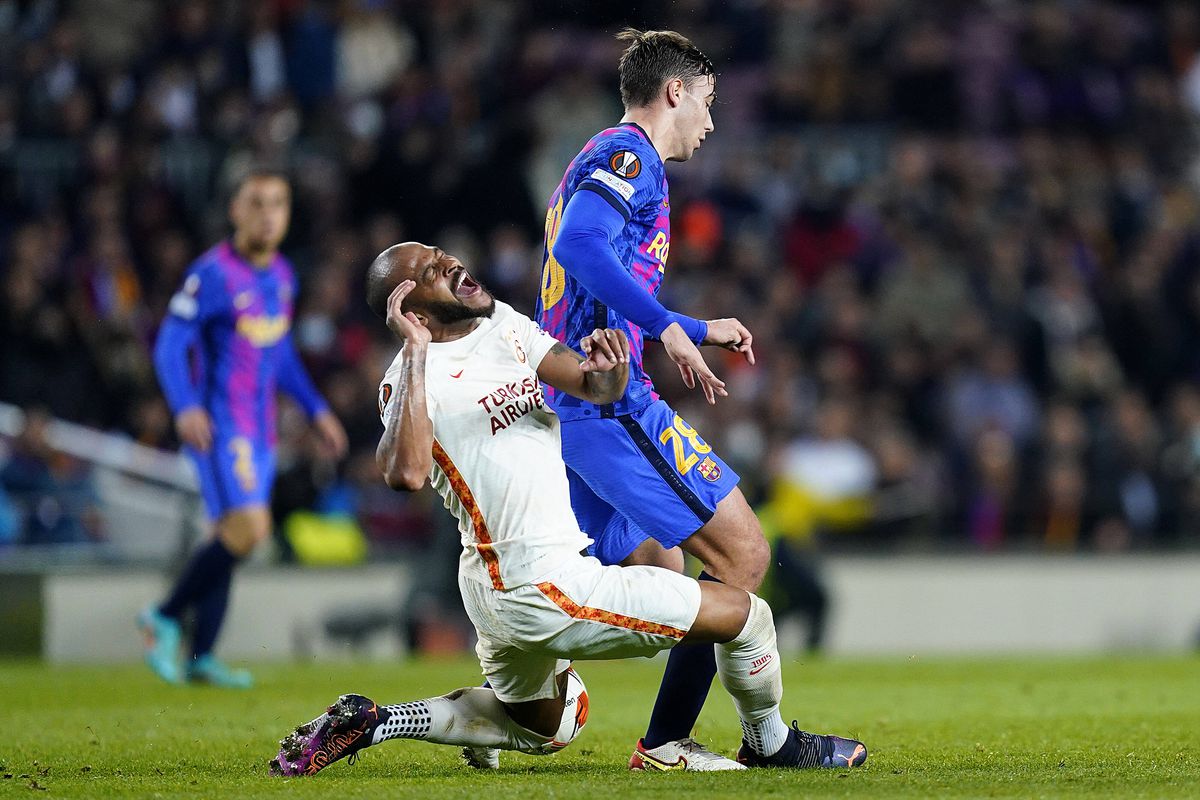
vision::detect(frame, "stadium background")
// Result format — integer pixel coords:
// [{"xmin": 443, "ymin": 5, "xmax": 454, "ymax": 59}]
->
[{"xmin": 2, "ymin": 0, "xmax": 1200, "ymax": 660}]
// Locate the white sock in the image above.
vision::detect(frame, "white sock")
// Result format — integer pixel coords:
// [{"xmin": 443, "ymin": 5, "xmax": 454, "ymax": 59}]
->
[
  {"xmin": 373, "ymin": 687, "xmax": 552, "ymax": 753},
  {"xmin": 715, "ymin": 592, "xmax": 791, "ymax": 757}
]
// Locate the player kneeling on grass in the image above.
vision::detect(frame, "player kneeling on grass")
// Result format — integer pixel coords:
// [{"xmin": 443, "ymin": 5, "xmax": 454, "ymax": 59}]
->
[{"xmin": 269, "ymin": 243, "xmax": 867, "ymax": 776}]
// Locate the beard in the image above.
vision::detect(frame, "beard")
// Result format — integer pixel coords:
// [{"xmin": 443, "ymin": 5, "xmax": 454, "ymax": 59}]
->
[{"xmin": 424, "ymin": 292, "xmax": 496, "ymax": 324}]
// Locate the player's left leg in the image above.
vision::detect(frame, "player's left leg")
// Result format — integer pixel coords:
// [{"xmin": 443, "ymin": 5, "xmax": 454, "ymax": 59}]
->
[
  {"xmin": 183, "ymin": 503, "xmax": 269, "ymax": 688},
  {"xmin": 676, "ymin": 487, "xmax": 769, "ymax": 592}
]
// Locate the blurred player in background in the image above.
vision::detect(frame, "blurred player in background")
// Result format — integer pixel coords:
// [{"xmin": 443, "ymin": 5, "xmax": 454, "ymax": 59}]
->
[
  {"xmin": 267, "ymin": 242, "xmax": 865, "ymax": 776},
  {"xmin": 138, "ymin": 170, "xmax": 348, "ymax": 687},
  {"xmin": 534, "ymin": 29, "xmax": 765, "ymax": 770}
]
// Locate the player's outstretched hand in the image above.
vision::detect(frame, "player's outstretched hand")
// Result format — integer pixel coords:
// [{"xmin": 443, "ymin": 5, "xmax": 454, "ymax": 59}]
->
[
  {"xmin": 176, "ymin": 407, "xmax": 213, "ymax": 452},
  {"xmin": 313, "ymin": 410, "xmax": 349, "ymax": 459},
  {"xmin": 704, "ymin": 318, "xmax": 755, "ymax": 365},
  {"xmin": 386, "ymin": 279, "xmax": 432, "ymax": 348},
  {"xmin": 579, "ymin": 328, "xmax": 629, "ymax": 372},
  {"xmin": 660, "ymin": 323, "xmax": 728, "ymax": 405}
]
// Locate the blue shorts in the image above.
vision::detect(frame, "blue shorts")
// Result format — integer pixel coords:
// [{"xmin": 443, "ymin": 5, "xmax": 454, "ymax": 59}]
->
[
  {"xmin": 187, "ymin": 434, "xmax": 276, "ymax": 519},
  {"xmin": 561, "ymin": 399, "xmax": 739, "ymax": 565}
]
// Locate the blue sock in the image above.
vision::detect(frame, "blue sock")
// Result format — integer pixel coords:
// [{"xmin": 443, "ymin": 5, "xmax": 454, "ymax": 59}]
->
[
  {"xmin": 190, "ymin": 561, "xmax": 234, "ymax": 659},
  {"xmin": 641, "ymin": 571, "xmax": 721, "ymax": 749},
  {"xmin": 159, "ymin": 538, "xmax": 237, "ymax": 621}
]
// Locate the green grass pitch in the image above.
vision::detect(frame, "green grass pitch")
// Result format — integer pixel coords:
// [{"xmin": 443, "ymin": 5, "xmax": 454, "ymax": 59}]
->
[{"xmin": 1, "ymin": 654, "xmax": 1197, "ymax": 798}]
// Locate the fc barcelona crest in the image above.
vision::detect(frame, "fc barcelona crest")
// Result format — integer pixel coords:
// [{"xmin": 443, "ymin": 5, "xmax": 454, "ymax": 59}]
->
[{"xmin": 697, "ymin": 457, "xmax": 721, "ymax": 482}]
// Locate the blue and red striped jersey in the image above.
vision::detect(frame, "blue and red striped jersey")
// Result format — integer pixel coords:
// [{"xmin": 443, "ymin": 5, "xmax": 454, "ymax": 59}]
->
[
  {"xmin": 154, "ymin": 241, "xmax": 326, "ymax": 443},
  {"xmin": 536, "ymin": 123, "xmax": 672, "ymax": 421}
]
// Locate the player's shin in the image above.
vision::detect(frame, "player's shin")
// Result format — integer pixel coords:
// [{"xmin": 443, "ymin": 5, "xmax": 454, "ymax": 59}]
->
[
  {"xmin": 374, "ymin": 687, "xmax": 553, "ymax": 753},
  {"xmin": 641, "ymin": 571, "xmax": 722, "ymax": 748},
  {"xmin": 714, "ymin": 593, "xmax": 790, "ymax": 758}
]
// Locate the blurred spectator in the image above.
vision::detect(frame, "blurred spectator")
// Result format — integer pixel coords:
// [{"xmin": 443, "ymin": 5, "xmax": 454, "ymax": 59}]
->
[
  {"xmin": 1, "ymin": 0, "xmax": 1199, "ymax": 554},
  {"xmin": 0, "ymin": 408, "xmax": 104, "ymax": 546}
]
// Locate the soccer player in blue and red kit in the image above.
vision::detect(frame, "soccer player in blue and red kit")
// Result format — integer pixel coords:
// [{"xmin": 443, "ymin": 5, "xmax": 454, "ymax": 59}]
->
[
  {"xmin": 139, "ymin": 170, "xmax": 348, "ymax": 687},
  {"xmin": 532, "ymin": 30, "xmax": 800, "ymax": 770}
]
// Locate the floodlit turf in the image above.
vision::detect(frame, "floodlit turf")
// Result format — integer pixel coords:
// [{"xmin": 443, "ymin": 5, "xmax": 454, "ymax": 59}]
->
[{"xmin": 1, "ymin": 654, "xmax": 1197, "ymax": 798}]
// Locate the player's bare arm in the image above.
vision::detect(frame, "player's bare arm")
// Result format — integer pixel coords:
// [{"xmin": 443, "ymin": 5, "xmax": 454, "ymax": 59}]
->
[
  {"xmin": 703, "ymin": 317, "xmax": 755, "ymax": 365},
  {"xmin": 376, "ymin": 279, "xmax": 434, "ymax": 491},
  {"xmin": 536, "ymin": 331, "xmax": 630, "ymax": 405}
]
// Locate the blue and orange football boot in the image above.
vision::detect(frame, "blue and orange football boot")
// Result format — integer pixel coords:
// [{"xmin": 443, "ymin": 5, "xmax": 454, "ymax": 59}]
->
[
  {"xmin": 736, "ymin": 722, "xmax": 867, "ymax": 769},
  {"xmin": 269, "ymin": 694, "xmax": 388, "ymax": 777},
  {"xmin": 187, "ymin": 654, "xmax": 253, "ymax": 689}
]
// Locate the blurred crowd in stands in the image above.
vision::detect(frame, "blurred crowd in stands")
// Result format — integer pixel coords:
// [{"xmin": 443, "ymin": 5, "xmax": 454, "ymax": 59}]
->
[{"xmin": 4, "ymin": 0, "xmax": 1200, "ymax": 554}]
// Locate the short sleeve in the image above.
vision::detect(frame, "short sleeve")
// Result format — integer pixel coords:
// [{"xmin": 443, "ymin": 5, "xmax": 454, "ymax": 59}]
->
[
  {"xmin": 503, "ymin": 305, "xmax": 559, "ymax": 371},
  {"xmin": 575, "ymin": 132, "xmax": 662, "ymax": 223},
  {"xmin": 378, "ymin": 353, "xmax": 437, "ymax": 427}
]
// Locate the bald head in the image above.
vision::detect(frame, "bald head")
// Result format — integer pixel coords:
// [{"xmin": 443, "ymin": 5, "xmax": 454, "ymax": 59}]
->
[
  {"xmin": 366, "ymin": 242, "xmax": 428, "ymax": 318},
  {"xmin": 365, "ymin": 241, "xmax": 495, "ymax": 327}
]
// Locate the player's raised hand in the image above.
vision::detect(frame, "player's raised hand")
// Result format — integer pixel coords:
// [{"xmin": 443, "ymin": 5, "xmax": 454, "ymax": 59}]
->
[
  {"xmin": 704, "ymin": 318, "xmax": 756, "ymax": 365},
  {"xmin": 660, "ymin": 323, "xmax": 728, "ymax": 405},
  {"xmin": 175, "ymin": 407, "xmax": 213, "ymax": 452},
  {"xmin": 386, "ymin": 279, "xmax": 431, "ymax": 348},
  {"xmin": 579, "ymin": 328, "xmax": 629, "ymax": 372}
]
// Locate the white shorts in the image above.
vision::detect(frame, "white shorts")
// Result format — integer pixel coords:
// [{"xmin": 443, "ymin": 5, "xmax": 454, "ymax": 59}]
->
[{"xmin": 459, "ymin": 555, "xmax": 702, "ymax": 703}]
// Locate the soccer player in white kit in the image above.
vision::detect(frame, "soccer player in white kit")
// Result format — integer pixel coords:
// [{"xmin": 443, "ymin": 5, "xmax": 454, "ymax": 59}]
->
[{"xmin": 268, "ymin": 242, "xmax": 867, "ymax": 775}]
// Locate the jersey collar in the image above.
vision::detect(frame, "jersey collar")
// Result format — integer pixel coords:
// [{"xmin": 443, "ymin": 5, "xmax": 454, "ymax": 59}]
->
[{"xmin": 621, "ymin": 121, "xmax": 651, "ymax": 141}]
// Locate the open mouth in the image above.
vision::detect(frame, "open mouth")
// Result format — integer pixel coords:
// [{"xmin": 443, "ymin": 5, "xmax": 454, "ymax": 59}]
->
[{"xmin": 453, "ymin": 271, "xmax": 480, "ymax": 298}]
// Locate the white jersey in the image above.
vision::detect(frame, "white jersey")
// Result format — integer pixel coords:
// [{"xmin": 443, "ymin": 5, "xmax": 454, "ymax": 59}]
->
[{"xmin": 379, "ymin": 301, "xmax": 593, "ymax": 590}]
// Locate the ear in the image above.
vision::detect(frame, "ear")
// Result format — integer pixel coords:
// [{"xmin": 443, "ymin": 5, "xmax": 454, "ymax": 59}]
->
[{"xmin": 664, "ymin": 78, "xmax": 684, "ymax": 109}]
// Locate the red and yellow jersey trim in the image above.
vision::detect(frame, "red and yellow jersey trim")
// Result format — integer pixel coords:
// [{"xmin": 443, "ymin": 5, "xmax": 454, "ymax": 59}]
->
[
  {"xmin": 534, "ymin": 582, "xmax": 687, "ymax": 639},
  {"xmin": 432, "ymin": 439, "xmax": 504, "ymax": 590}
]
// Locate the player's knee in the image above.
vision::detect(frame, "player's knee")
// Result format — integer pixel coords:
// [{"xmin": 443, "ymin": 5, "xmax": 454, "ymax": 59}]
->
[
  {"xmin": 218, "ymin": 509, "xmax": 270, "ymax": 557},
  {"xmin": 741, "ymin": 533, "xmax": 770, "ymax": 590},
  {"xmin": 688, "ymin": 581, "xmax": 753, "ymax": 643},
  {"xmin": 724, "ymin": 507, "xmax": 769, "ymax": 588},
  {"xmin": 708, "ymin": 532, "xmax": 769, "ymax": 592}
]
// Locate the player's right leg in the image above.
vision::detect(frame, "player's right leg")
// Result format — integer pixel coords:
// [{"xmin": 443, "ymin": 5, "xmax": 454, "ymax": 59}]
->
[
  {"xmin": 563, "ymin": 418, "xmax": 759, "ymax": 769},
  {"xmin": 533, "ymin": 560, "xmax": 866, "ymax": 770},
  {"xmin": 691, "ymin": 582, "xmax": 867, "ymax": 769}
]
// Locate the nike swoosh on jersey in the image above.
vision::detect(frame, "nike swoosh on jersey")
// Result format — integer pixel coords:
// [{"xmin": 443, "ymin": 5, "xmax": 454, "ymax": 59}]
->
[{"xmin": 450, "ymin": 370, "xmax": 464, "ymax": 379}]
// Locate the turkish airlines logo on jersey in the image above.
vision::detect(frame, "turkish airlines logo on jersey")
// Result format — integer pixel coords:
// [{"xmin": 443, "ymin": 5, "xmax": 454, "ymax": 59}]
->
[{"xmin": 609, "ymin": 150, "xmax": 641, "ymax": 179}]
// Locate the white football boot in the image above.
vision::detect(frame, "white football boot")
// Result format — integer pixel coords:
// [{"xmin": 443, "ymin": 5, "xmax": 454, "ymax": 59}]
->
[
  {"xmin": 628, "ymin": 737, "xmax": 747, "ymax": 771},
  {"xmin": 461, "ymin": 746, "xmax": 500, "ymax": 769}
]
